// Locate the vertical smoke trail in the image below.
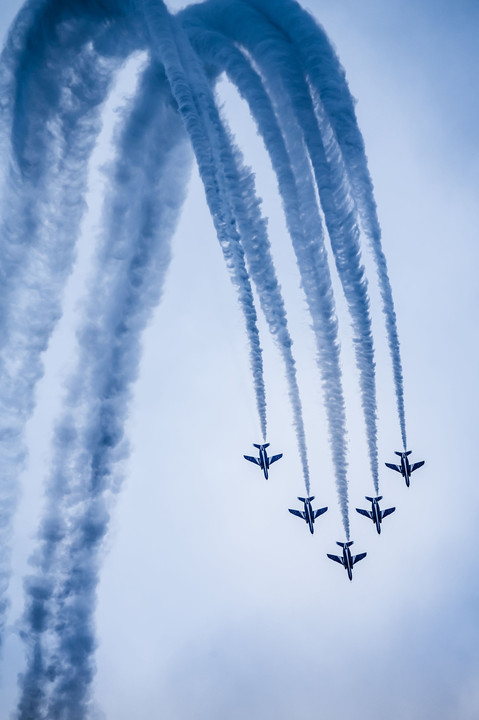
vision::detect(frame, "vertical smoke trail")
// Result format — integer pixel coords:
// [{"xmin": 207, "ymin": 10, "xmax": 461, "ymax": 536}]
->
[
  {"xmin": 246, "ymin": 0, "xmax": 408, "ymax": 450},
  {"xmin": 198, "ymin": 0, "xmax": 380, "ymax": 496},
  {"xmin": 212, "ymin": 110, "xmax": 311, "ymax": 490},
  {"xmin": 141, "ymin": 0, "xmax": 268, "ymax": 442},
  {"xmin": 183, "ymin": 18, "xmax": 348, "ymax": 528},
  {"xmin": 18, "ymin": 61, "xmax": 192, "ymax": 720},
  {"xmin": 0, "ymin": 6, "xmax": 125, "ymax": 651},
  {"xmin": 313, "ymin": 104, "xmax": 379, "ymax": 495}
]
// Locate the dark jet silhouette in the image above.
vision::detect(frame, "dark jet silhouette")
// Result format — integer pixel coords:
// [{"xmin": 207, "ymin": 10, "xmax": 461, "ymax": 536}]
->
[
  {"xmin": 288, "ymin": 496, "xmax": 327, "ymax": 534},
  {"xmin": 327, "ymin": 541, "xmax": 367, "ymax": 581},
  {"xmin": 356, "ymin": 496, "xmax": 395, "ymax": 534},
  {"xmin": 385, "ymin": 451, "xmax": 425, "ymax": 487},
  {"xmin": 243, "ymin": 443, "xmax": 282, "ymax": 479}
]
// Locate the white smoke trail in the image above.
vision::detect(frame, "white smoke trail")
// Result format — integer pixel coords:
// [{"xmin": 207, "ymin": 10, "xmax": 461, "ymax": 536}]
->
[
  {"xmin": 0, "ymin": 5, "xmax": 124, "ymax": 651},
  {"xmin": 184, "ymin": 18, "xmax": 347, "ymax": 521},
  {"xmin": 183, "ymin": 1, "xmax": 351, "ymax": 531},
  {"xmin": 142, "ymin": 0, "xmax": 268, "ymax": 442},
  {"xmin": 18, "ymin": 60, "xmax": 192, "ymax": 720},
  {"xmin": 201, "ymin": 0, "xmax": 380, "ymax": 499},
  {"xmin": 247, "ymin": 0, "xmax": 408, "ymax": 451}
]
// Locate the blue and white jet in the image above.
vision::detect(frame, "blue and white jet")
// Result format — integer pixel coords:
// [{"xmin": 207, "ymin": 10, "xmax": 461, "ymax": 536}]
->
[
  {"xmin": 288, "ymin": 496, "xmax": 327, "ymax": 534},
  {"xmin": 385, "ymin": 451, "xmax": 425, "ymax": 488},
  {"xmin": 243, "ymin": 443, "xmax": 283, "ymax": 479},
  {"xmin": 327, "ymin": 541, "xmax": 367, "ymax": 581},
  {"xmin": 356, "ymin": 496, "xmax": 395, "ymax": 534}
]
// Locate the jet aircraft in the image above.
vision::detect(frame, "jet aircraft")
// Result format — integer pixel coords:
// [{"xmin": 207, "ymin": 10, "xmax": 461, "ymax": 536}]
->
[
  {"xmin": 356, "ymin": 496, "xmax": 395, "ymax": 534},
  {"xmin": 243, "ymin": 443, "xmax": 283, "ymax": 479},
  {"xmin": 288, "ymin": 496, "xmax": 327, "ymax": 534},
  {"xmin": 385, "ymin": 451, "xmax": 425, "ymax": 487},
  {"xmin": 327, "ymin": 541, "xmax": 367, "ymax": 581}
]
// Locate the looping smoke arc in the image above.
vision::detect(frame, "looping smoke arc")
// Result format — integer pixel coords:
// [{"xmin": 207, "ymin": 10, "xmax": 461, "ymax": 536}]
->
[{"xmin": 0, "ymin": 0, "xmax": 407, "ymax": 717}]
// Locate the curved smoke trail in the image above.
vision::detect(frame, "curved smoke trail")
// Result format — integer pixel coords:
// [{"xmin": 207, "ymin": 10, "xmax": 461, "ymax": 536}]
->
[
  {"xmin": 0, "ymin": 4, "xmax": 126, "ymax": 649},
  {"xmin": 141, "ymin": 0, "xmax": 268, "ymax": 442},
  {"xmin": 208, "ymin": 0, "xmax": 379, "ymax": 499},
  {"xmin": 247, "ymin": 0, "xmax": 408, "ymax": 451},
  {"xmin": 184, "ymin": 16, "xmax": 348, "ymax": 528},
  {"xmin": 177, "ymin": 24, "xmax": 311, "ymax": 490},
  {"xmin": 18, "ymin": 60, "xmax": 192, "ymax": 720}
]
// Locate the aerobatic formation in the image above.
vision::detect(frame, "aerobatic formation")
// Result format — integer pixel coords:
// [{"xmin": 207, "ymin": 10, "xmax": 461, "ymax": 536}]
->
[{"xmin": 0, "ymin": 0, "xmax": 425, "ymax": 716}]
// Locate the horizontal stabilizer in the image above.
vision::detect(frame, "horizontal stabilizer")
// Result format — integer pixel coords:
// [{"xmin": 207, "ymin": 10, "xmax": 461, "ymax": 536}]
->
[
  {"xmin": 253, "ymin": 443, "xmax": 270, "ymax": 449},
  {"xmin": 395, "ymin": 450, "xmax": 411, "ymax": 456},
  {"xmin": 352, "ymin": 552, "xmax": 367, "ymax": 565},
  {"xmin": 356, "ymin": 508, "xmax": 372, "ymax": 519},
  {"xmin": 381, "ymin": 507, "xmax": 396, "ymax": 519},
  {"xmin": 270, "ymin": 453, "xmax": 283, "ymax": 465},
  {"xmin": 327, "ymin": 554, "xmax": 343, "ymax": 565},
  {"xmin": 314, "ymin": 507, "xmax": 328, "ymax": 518},
  {"xmin": 336, "ymin": 541, "xmax": 354, "ymax": 548},
  {"xmin": 385, "ymin": 462, "xmax": 401, "ymax": 473},
  {"xmin": 298, "ymin": 496, "xmax": 315, "ymax": 502},
  {"xmin": 366, "ymin": 496, "xmax": 382, "ymax": 502},
  {"xmin": 244, "ymin": 455, "xmax": 260, "ymax": 465},
  {"xmin": 288, "ymin": 509, "xmax": 304, "ymax": 519},
  {"xmin": 411, "ymin": 461, "xmax": 425, "ymax": 472}
]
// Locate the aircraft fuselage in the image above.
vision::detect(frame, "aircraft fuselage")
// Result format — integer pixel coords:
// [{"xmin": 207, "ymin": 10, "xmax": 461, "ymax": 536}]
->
[
  {"xmin": 343, "ymin": 546, "xmax": 354, "ymax": 581},
  {"xmin": 370, "ymin": 500, "xmax": 382, "ymax": 533},
  {"xmin": 399, "ymin": 454, "xmax": 412, "ymax": 486},
  {"xmin": 258, "ymin": 446, "xmax": 269, "ymax": 479},
  {"xmin": 304, "ymin": 500, "xmax": 315, "ymax": 533}
]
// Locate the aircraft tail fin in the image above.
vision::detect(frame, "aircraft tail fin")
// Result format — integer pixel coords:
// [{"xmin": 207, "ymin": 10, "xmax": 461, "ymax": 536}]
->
[
  {"xmin": 395, "ymin": 450, "xmax": 411, "ymax": 456},
  {"xmin": 297, "ymin": 496, "xmax": 315, "ymax": 503},
  {"xmin": 336, "ymin": 541, "xmax": 354, "ymax": 548},
  {"xmin": 365, "ymin": 496, "xmax": 382, "ymax": 503},
  {"xmin": 254, "ymin": 443, "xmax": 270, "ymax": 449}
]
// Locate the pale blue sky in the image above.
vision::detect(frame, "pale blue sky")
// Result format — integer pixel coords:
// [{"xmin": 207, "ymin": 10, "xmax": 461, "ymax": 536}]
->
[{"xmin": 0, "ymin": 1, "xmax": 478, "ymax": 718}]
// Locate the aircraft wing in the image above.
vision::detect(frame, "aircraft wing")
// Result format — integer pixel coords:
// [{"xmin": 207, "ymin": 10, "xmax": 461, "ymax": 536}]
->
[
  {"xmin": 288, "ymin": 509, "xmax": 304, "ymax": 519},
  {"xmin": 385, "ymin": 462, "xmax": 401, "ymax": 473},
  {"xmin": 327, "ymin": 553, "xmax": 343, "ymax": 565},
  {"xmin": 411, "ymin": 461, "xmax": 425, "ymax": 472},
  {"xmin": 270, "ymin": 453, "xmax": 283, "ymax": 465},
  {"xmin": 244, "ymin": 455, "xmax": 260, "ymax": 465},
  {"xmin": 352, "ymin": 552, "xmax": 367, "ymax": 565},
  {"xmin": 356, "ymin": 508, "xmax": 372, "ymax": 519},
  {"xmin": 314, "ymin": 507, "xmax": 328, "ymax": 518},
  {"xmin": 381, "ymin": 507, "xmax": 396, "ymax": 519}
]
